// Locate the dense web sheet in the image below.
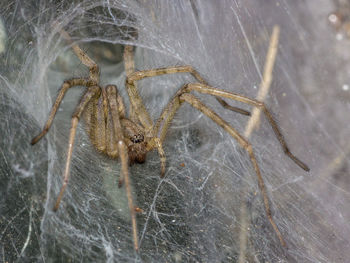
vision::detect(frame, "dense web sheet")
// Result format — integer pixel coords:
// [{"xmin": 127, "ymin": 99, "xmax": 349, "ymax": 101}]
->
[{"xmin": 1, "ymin": 0, "xmax": 349, "ymax": 262}]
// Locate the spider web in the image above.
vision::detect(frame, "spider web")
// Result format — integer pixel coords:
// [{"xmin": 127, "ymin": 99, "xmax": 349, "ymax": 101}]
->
[{"xmin": 1, "ymin": 0, "xmax": 350, "ymax": 262}]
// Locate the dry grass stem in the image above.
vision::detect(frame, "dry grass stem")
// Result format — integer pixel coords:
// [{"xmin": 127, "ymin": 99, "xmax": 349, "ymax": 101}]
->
[{"xmin": 239, "ymin": 25, "xmax": 281, "ymax": 262}]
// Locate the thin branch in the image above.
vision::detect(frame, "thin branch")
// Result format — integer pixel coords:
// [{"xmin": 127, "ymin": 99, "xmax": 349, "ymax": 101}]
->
[
  {"xmin": 244, "ymin": 25, "xmax": 280, "ymax": 138},
  {"xmin": 239, "ymin": 25, "xmax": 280, "ymax": 263}
]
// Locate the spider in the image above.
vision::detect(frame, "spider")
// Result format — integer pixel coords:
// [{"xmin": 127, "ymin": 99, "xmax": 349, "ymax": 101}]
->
[{"xmin": 31, "ymin": 28, "xmax": 309, "ymax": 251}]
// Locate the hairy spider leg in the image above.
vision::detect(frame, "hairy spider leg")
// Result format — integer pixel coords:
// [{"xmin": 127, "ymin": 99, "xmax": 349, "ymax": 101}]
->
[
  {"xmin": 124, "ymin": 63, "xmax": 250, "ymax": 132},
  {"xmin": 106, "ymin": 85, "xmax": 139, "ymax": 251},
  {"xmin": 123, "ymin": 46, "xmax": 139, "ymax": 123},
  {"xmin": 146, "ymin": 137, "xmax": 166, "ymax": 177},
  {"xmin": 216, "ymin": 98, "xmax": 251, "ymax": 116},
  {"xmin": 182, "ymin": 92, "xmax": 286, "ymax": 246},
  {"xmin": 59, "ymin": 29, "xmax": 100, "ymax": 84},
  {"xmin": 153, "ymin": 85, "xmax": 286, "ymax": 246},
  {"xmin": 53, "ymin": 86, "xmax": 101, "ymax": 211},
  {"xmin": 126, "ymin": 66, "xmax": 250, "ymax": 132},
  {"xmin": 188, "ymin": 69, "xmax": 251, "ymax": 116},
  {"xmin": 31, "ymin": 78, "xmax": 90, "ymax": 145},
  {"xmin": 181, "ymin": 83, "xmax": 310, "ymax": 171},
  {"xmin": 123, "ymin": 47, "xmax": 153, "ymax": 130},
  {"xmin": 32, "ymin": 29, "xmax": 102, "ymax": 145},
  {"xmin": 115, "ymin": 88, "xmax": 127, "ymax": 119},
  {"xmin": 154, "ymin": 82, "xmax": 310, "ymax": 246}
]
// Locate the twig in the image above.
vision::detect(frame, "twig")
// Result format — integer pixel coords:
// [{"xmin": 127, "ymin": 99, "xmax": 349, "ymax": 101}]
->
[
  {"xmin": 238, "ymin": 25, "xmax": 280, "ymax": 263},
  {"xmin": 244, "ymin": 25, "xmax": 280, "ymax": 138}
]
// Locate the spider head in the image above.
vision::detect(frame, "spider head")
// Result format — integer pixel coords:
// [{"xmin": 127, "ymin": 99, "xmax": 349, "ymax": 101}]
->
[{"xmin": 130, "ymin": 134, "xmax": 144, "ymax": 144}]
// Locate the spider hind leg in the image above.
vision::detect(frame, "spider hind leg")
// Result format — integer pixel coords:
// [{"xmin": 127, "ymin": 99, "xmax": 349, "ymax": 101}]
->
[
  {"xmin": 152, "ymin": 83, "xmax": 311, "ymax": 247},
  {"xmin": 184, "ymin": 92, "xmax": 287, "ymax": 246}
]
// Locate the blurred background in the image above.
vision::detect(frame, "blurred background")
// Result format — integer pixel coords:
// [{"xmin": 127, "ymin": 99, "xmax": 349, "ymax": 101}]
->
[{"xmin": 0, "ymin": 0, "xmax": 349, "ymax": 262}]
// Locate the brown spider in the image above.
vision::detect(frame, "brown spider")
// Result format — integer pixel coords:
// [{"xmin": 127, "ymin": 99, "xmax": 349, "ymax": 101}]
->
[{"xmin": 31, "ymin": 28, "xmax": 309, "ymax": 251}]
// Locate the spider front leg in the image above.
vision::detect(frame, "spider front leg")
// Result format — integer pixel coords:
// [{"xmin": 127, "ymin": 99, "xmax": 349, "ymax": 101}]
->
[
  {"xmin": 31, "ymin": 78, "xmax": 89, "ymax": 145},
  {"xmin": 106, "ymin": 85, "xmax": 139, "ymax": 251},
  {"xmin": 53, "ymin": 86, "xmax": 100, "ymax": 211},
  {"xmin": 123, "ymin": 46, "xmax": 139, "ymax": 123},
  {"xmin": 32, "ymin": 29, "xmax": 101, "ymax": 145},
  {"xmin": 125, "ymin": 65, "xmax": 251, "ymax": 131},
  {"xmin": 59, "ymin": 29, "xmax": 100, "ymax": 84}
]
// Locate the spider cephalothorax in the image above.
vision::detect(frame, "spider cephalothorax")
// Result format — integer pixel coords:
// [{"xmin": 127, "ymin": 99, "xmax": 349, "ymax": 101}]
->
[
  {"xmin": 82, "ymin": 87, "xmax": 149, "ymax": 164},
  {"xmin": 121, "ymin": 118, "xmax": 148, "ymax": 164},
  {"xmin": 31, "ymin": 28, "xmax": 309, "ymax": 251}
]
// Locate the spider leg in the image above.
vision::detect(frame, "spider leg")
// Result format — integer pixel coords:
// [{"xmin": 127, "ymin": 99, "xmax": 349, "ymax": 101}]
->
[
  {"xmin": 180, "ymin": 93, "xmax": 286, "ymax": 246},
  {"xmin": 59, "ymin": 29, "xmax": 99, "ymax": 84},
  {"xmin": 31, "ymin": 78, "xmax": 89, "ymax": 145},
  {"xmin": 53, "ymin": 86, "xmax": 100, "ymax": 211},
  {"xmin": 154, "ymin": 89, "xmax": 286, "ymax": 246},
  {"xmin": 216, "ymin": 97, "xmax": 251, "ymax": 116},
  {"xmin": 146, "ymin": 137, "xmax": 166, "ymax": 177},
  {"xmin": 106, "ymin": 85, "xmax": 139, "ymax": 251},
  {"xmin": 187, "ymin": 70, "xmax": 251, "ymax": 116},
  {"xmin": 126, "ymin": 66, "xmax": 250, "ymax": 131},
  {"xmin": 183, "ymin": 83, "xmax": 310, "ymax": 171},
  {"xmin": 116, "ymin": 90, "xmax": 126, "ymax": 119},
  {"xmin": 123, "ymin": 46, "xmax": 138, "ymax": 123}
]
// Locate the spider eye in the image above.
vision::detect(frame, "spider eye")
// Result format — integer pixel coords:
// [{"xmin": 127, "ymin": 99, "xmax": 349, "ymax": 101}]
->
[{"xmin": 131, "ymin": 134, "xmax": 144, "ymax": 143}]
